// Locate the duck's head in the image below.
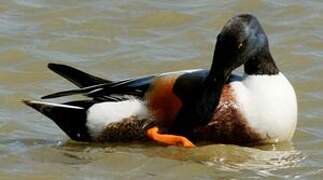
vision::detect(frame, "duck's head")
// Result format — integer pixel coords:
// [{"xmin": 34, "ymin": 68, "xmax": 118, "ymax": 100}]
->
[{"xmin": 211, "ymin": 14, "xmax": 270, "ymax": 76}]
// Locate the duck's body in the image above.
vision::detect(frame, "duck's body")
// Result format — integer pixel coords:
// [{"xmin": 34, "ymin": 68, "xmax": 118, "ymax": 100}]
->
[
  {"xmin": 23, "ymin": 14, "xmax": 297, "ymax": 146},
  {"xmin": 24, "ymin": 67, "xmax": 297, "ymax": 145}
]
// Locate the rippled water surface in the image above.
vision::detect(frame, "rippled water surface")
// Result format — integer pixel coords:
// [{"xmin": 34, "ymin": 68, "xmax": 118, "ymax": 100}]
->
[{"xmin": 1, "ymin": 0, "xmax": 323, "ymax": 179}]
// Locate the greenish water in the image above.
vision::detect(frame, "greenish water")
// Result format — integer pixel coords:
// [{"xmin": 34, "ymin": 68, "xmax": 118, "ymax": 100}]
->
[{"xmin": 1, "ymin": 0, "xmax": 323, "ymax": 179}]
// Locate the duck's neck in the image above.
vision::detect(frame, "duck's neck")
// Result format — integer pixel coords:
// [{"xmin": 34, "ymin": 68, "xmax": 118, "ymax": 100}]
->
[
  {"xmin": 244, "ymin": 49, "xmax": 279, "ymax": 75},
  {"xmin": 171, "ymin": 57, "xmax": 230, "ymax": 136},
  {"xmin": 193, "ymin": 61, "xmax": 230, "ymax": 124}
]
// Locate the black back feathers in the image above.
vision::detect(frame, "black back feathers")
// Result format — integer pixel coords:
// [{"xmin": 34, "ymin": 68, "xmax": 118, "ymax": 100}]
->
[{"xmin": 48, "ymin": 63, "xmax": 111, "ymax": 88}]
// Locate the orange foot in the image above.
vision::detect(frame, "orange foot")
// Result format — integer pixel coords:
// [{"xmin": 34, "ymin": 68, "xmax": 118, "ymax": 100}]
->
[{"xmin": 146, "ymin": 127, "xmax": 195, "ymax": 148}]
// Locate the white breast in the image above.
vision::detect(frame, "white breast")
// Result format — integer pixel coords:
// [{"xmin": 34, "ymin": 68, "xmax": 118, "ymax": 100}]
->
[{"xmin": 230, "ymin": 73, "xmax": 298, "ymax": 143}]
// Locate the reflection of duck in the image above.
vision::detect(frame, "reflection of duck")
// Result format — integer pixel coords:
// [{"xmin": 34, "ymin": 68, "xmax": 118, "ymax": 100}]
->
[{"xmin": 23, "ymin": 14, "xmax": 297, "ymax": 147}]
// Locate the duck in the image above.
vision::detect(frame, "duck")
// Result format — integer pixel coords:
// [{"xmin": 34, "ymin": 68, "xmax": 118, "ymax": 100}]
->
[{"xmin": 23, "ymin": 14, "xmax": 297, "ymax": 147}]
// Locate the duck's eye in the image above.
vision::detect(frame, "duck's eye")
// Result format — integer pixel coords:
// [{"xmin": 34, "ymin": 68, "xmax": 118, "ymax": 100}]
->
[
  {"xmin": 238, "ymin": 40, "xmax": 247, "ymax": 50},
  {"xmin": 238, "ymin": 42, "xmax": 244, "ymax": 49}
]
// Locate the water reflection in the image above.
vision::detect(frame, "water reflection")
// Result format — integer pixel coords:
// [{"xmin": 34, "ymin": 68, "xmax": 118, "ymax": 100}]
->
[
  {"xmin": 0, "ymin": 134, "xmax": 308, "ymax": 178},
  {"xmin": 56, "ymin": 140, "xmax": 306, "ymax": 177}
]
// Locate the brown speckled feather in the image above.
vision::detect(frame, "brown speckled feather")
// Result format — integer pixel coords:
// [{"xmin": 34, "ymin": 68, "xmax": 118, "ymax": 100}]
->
[
  {"xmin": 96, "ymin": 117, "xmax": 154, "ymax": 142},
  {"xmin": 192, "ymin": 84, "xmax": 262, "ymax": 144}
]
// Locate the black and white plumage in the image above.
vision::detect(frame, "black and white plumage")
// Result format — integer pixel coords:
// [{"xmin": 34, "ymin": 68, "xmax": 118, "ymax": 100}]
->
[{"xmin": 24, "ymin": 14, "xmax": 297, "ymax": 145}]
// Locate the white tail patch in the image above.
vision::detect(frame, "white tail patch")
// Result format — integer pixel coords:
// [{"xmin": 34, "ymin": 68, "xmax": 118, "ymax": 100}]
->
[{"xmin": 86, "ymin": 99, "xmax": 149, "ymax": 138}]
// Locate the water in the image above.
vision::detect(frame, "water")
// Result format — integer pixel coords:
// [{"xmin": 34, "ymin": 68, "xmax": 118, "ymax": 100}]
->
[{"xmin": 0, "ymin": 0, "xmax": 323, "ymax": 179}]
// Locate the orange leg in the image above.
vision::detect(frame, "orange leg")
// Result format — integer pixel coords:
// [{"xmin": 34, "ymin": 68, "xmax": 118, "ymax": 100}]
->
[{"xmin": 146, "ymin": 127, "xmax": 195, "ymax": 148}]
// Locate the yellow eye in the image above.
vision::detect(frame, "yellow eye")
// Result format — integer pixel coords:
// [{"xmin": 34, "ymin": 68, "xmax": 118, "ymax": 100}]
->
[{"xmin": 238, "ymin": 42, "xmax": 243, "ymax": 49}]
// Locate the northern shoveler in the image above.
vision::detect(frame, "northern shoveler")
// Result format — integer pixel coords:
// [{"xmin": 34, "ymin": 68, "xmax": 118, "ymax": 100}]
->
[{"xmin": 23, "ymin": 14, "xmax": 297, "ymax": 147}]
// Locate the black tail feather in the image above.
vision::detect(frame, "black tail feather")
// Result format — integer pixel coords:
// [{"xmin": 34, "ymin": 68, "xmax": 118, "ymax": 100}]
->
[
  {"xmin": 23, "ymin": 100, "xmax": 92, "ymax": 142},
  {"xmin": 41, "ymin": 75, "xmax": 154, "ymax": 99},
  {"xmin": 41, "ymin": 83, "xmax": 106, "ymax": 99},
  {"xmin": 48, "ymin": 63, "xmax": 111, "ymax": 88}
]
